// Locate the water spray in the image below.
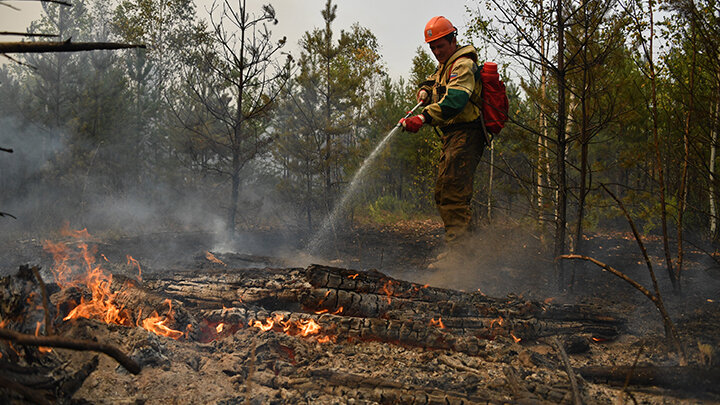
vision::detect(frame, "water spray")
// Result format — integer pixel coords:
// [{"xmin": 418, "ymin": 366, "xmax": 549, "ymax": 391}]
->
[{"xmin": 306, "ymin": 102, "xmax": 424, "ymax": 254}]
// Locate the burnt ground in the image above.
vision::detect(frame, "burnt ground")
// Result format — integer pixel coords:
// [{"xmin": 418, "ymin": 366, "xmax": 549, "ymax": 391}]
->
[{"xmin": 1, "ymin": 220, "xmax": 720, "ymax": 404}]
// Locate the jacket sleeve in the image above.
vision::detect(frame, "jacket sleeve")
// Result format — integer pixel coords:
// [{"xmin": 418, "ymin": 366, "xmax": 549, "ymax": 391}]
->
[{"xmin": 422, "ymin": 58, "xmax": 477, "ymax": 126}]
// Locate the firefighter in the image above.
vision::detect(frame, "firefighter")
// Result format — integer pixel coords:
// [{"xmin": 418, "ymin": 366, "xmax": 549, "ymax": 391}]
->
[{"xmin": 400, "ymin": 16, "xmax": 485, "ymax": 260}]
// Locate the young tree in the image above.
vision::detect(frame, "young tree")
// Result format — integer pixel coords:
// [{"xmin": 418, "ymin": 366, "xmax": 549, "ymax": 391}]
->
[
  {"xmin": 176, "ymin": 0, "xmax": 291, "ymax": 238},
  {"xmin": 273, "ymin": 0, "xmax": 384, "ymax": 229}
]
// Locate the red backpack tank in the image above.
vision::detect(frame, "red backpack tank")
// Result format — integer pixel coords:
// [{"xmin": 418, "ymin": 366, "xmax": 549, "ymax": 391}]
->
[{"xmin": 479, "ymin": 62, "xmax": 509, "ymax": 135}]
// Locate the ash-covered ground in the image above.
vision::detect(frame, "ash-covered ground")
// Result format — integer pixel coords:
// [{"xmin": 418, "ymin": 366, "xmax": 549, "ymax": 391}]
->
[{"xmin": 1, "ymin": 221, "xmax": 720, "ymax": 404}]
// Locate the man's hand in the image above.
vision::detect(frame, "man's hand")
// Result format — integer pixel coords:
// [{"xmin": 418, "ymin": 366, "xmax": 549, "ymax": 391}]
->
[
  {"xmin": 399, "ymin": 114, "xmax": 425, "ymax": 133},
  {"xmin": 417, "ymin": 89, "xmax": 429, "ymax": 104}
]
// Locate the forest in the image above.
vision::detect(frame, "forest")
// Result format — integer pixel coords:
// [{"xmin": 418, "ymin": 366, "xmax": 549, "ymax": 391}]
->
[
  {"xmin": 2, "ymin": 0, "xmax": 720, "ymax": 403},
  {"xmin": 1, "ymin": 0, "xmax": 719, "ymax": 286}
]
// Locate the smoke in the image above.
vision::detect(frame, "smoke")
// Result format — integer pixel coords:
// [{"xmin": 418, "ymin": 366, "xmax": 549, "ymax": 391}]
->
[
  {"xmin": 0, "ymin": 115, "xmax": 298, "ymax": 257},
  {"xmin": 412, "ymin": 223, "xmax": 556, "ymax": 299}
]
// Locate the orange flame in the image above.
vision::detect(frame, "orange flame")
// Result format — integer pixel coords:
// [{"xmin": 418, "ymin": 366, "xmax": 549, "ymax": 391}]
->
[
  {"xmin": 34, "ymin": 322, "xmax": 52, "ymax": 353},
  {"xmin": 140, "ymin": 299, "xmax": 184, "ymax": 340},
  {"xmin": 216, "ymin": 322, "xmax": 226, "ymax": 334},
  {"xmin": 511, "ymin": 333, "xmax": 522, "ymax": 343},
  {"xmin": 430, "ymin": 317, "xmax": 445, "ymax": 329},
  {"xmin": 126, "ymin": 255, "xmax": 142, "ymax": 281},
  {"xmin": 44, "ymin": 229, "xmax": 183, "ymax": 340},
  {"xmin": 249, "ymin": 315, "xmax": 327, "ymax": 340},
  {"xmin": 317, "ymin": 335, "xmax": 333, "ymax": 343},
  {"xmin": 348, "ymin": 273, "xmax": 359, "ymax": 279},
  {"xmin": 490, "ymin": 317, "xmax": 504, "ymax": 328},
  {"xmin": 382, "ymin": 280, "xmax": 394, "ymax": 305},
  {"xmin": 205, "ymin": 251, "xmax": 226, "ymax": 266},
  {"xmin": 298, "ymin": 319, "xmax": 321, "ymax": 336}
]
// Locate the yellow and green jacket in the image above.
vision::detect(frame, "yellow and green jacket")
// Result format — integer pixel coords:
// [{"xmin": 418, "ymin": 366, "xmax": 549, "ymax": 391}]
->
[{"xmin": 419, "ymin": 45, "xmax": 482, "ymax": 129}]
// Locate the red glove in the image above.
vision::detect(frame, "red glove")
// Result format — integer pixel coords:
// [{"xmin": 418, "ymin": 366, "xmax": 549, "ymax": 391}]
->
[{"xmin": 399, "ymin": 114, "xmax": 425, "ymax": 132}]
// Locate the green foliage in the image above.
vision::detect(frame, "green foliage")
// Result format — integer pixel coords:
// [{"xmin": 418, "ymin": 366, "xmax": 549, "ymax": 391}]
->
[{"xmin": 365, "ymin": 195, "xmax": 414, "ymax": 224}]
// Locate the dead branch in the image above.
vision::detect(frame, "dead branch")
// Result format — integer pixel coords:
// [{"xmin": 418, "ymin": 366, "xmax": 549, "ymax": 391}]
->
[
  {"xmin": 0, "ymin": 2, "xmax": 21, "ymax": 10},
  {"xmin": 0, "ymin": 327, "xmax": 141, "ymax": 374},
  {"xmin": 29, "ymin": 265, "xmax": 53, "ymax": 335},
  {"xmin": 620, "ymin": 344, "xmax": 645, "ymax": 404},
  {"xmin": 0, "ymin": 375, "xmax": 51, "ymax": 405},
  {"xmin": 0, "ymin": 32, "xmax": 58, "ymax": 37},
  {"xmin": 558, "ymin": 254, "xmax": 686, "ymax": 364},
  {"xmin": 2, "ymin": 52, "xmax": 37, "ymax": 69},
  {"xmin": 600, "ymin": 184, "xmax": 662, "ymax": 297},
  {"xmin": 8, "ymin": 0, "xmax": 72, "ymax": 6},
  {"xmin": 0, "ymin": 41, "xmax": 145, "ymax": 53},
  {"xmin": 552, "ymin": 337, "xmax": 582, "ymax": 405},
  {"xmin": 1, "ymin": 147, "xmax": 13, "ymax": 153}
]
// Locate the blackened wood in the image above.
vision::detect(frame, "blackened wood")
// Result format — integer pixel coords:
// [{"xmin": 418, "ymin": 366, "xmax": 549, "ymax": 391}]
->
[
  {"xmin": 29, "ymin": 265, "xmax": 53, "ymax": 335},
  {"xmin": 0, "ymin": 375, "xmax": 52, "ymax": 405},
  {"xmin": 308, "ymin": 368, "xmax": 493, "ymax": 404},
  {"xmin": 577, "ymin": 365, "xmax": 720, "ymax": 394},
  {"xmin": 0, "ymin": 328, "xmax": 141, "ymax": 374}
]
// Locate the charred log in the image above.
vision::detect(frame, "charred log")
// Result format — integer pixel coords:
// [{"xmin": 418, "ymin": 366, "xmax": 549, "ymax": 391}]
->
[{"xmin": 577, "ymin": 365, "xmax": 720, "ymax": 394}]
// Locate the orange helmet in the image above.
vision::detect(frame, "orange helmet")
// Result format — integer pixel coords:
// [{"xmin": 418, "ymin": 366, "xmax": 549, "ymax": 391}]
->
[{"xmin": 424, "ymin": 16, "xmax": 456, "ymax": 43}]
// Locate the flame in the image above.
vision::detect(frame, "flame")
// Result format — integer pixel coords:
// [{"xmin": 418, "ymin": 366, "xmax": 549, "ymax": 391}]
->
[
  {"xmin": 205, "ymin": 251, "xmax": 226, "ymax": 266},
  {"xmin": 34, "ymin": 322, "xmax": 52, "ymax": 353},
  {"xmin": 60, "ymin": 224, "xmax": 91, "ymax": 240},
  {"xmin": 332, "ymin": 307, "xmax": 343, "ymax": 315},
  {"xmin": 317, "ymin": 290, "xmax": 332, "ymax": 306},
  {"xmin": 382, "ymin": 280, "xmax": 394, "ymax": 305},
  {"xmin": 490, "ymin": 317, "xmax": 504, "ymax": 328},
  {"xmin": 216, "ymin": 322, "xmax": 226, "ymax": 333},
  {"xmin": 298, "ymin": 319, "xmax": 321, "ymax": 336},
  {"xmin": 140, "ymin": 299, "xmax": 184, "ymax": 340},
  {"xmin": 317, "ymin": 335, "xmax": 333, "ymax": 343},
  {"xmin": 348, "ymin": 273, "xmax": 359, "ymax": 279},
  {"xmin": 249, "ymin": 314, "xmax": 328, "ymax": 341},
  {"xmin": 592, "ymin": 337, "xmax": 607, "ymax": 342},
  {"xmin": 249, "ymin": 316, "xmax": 277, "ymax": 332},
  {"xmin": 314, "ymin": 309, "xmax": 329, "ymax": 314},
  {"xmin": 430, "ymin": 317, "xmax": 445, "ymax": 329},
  {"xmin": 126, "ymin": 255, "xmax": 142, "ymax": 281},
  {"xmin": 511, "ymin": 333, "xmax": 521, "ymax": 343},
  {"xmin": 44, "ymin": 229, "xmax": 183, "ymax": 340}
]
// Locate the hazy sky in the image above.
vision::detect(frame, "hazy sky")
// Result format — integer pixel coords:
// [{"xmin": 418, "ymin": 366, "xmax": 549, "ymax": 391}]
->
[{"xmin": 0, "ymin": 0, "xmax": 477, "ymax": 79}]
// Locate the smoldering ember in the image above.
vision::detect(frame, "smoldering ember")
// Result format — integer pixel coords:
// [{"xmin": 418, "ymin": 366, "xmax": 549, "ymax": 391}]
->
[{"xmin": 2, "ymin": 0, "xmax": 720, "ymax": 404}]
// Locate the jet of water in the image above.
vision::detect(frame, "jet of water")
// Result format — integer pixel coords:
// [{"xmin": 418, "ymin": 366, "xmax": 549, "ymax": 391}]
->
[{"xmin": 307, "ymin": 102, "xmax": 423, "ymax": 254}]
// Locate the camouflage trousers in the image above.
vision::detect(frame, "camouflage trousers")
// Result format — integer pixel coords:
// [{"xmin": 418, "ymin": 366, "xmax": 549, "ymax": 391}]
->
[{"xmin": 434, "ymin": 126, "xmax": 485, "ymax": 243}]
